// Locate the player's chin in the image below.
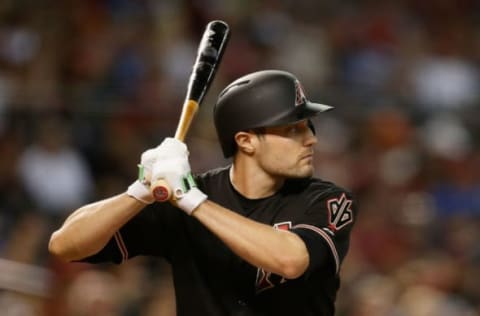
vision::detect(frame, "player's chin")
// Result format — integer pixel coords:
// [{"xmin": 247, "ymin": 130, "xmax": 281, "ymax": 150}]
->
[
  {"xmin": 302, "ymin": 166, "xmax": 314, "ymax": 178},
  {"xmin": 290, "ymin": 165, "xmax": 314, "ymax": 179}
]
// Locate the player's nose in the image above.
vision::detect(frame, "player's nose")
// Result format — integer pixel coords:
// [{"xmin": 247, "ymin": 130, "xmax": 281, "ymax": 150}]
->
[
  {"xmin": 305, "ymin": 132, "xmax": 317, "ymax": 147},
  {"xmin": 302, "ymin": 123, "xmax": 317, "ymax": 147}
]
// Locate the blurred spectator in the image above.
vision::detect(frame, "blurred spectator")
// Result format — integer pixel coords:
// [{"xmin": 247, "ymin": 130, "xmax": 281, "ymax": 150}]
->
[
  {"xmin": 17, "ymin": 115, "xmax": 93, "ymax": 218},
  {"xmin": 345, "ymin": 273, "xmax": 401, "ymax": 316},
  {"xmin": 0, "ymin": 292, "xmax": 40, "ymax": 316},
  {"xmin": 420, "ymin": 113, "xmax": 472, "ymax": 161},
  {"xmin": 397, "ymin": 285, "xmax": 477, "ymax": 316},
  {"xmin": 64, "ymin": 269, "xmax": 122, "ymax": 316},
  {"xmin": 409, "ymin": 56, "xmax": 479, "ymax": 111},
  {"xmin": 0, "ymin": 18, "xmax": 40, "ymax": 66}
]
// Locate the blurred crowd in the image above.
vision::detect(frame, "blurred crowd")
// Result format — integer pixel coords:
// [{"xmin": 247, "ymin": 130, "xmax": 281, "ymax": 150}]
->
[{"xmin": 0, "ymin": 0, "xmax": 479, "ymax": 315}]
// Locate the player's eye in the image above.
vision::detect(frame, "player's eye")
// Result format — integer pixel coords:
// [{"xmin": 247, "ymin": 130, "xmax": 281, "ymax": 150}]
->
[{"xmin": 284, "ymin": 121, "xmax": 308, "ymax": 136}]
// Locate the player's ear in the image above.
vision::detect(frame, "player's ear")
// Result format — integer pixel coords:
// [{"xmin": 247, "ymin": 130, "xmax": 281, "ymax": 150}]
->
[{"xmin": 234, "ymin": 131, "xmax": 256, "ymax": 155}]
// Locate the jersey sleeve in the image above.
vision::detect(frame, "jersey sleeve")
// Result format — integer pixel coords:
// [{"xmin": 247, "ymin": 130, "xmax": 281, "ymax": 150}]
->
[
  {"xmin": 81, "ymin": 203, "xmax": 180, "ymax": 264},
  {"xmin": 290, "ymin": 188, "xmax": 358, "ymax": 276}
]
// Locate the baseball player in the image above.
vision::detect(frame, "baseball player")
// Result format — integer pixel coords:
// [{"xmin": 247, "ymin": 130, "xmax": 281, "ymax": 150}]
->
[{"xmin": 49, "ymin": 70, "xmax": 358, "ymax": 315}]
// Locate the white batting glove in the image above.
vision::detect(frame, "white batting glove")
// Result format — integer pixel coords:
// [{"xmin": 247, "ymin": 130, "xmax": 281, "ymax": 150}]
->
[
  {"xmin": 126, "ymin": 143, "xmax": 165, "ymax": 204},
  {"xmin": 127, "ymin": 180, "xmax": 155, "ymax": 204},
  {"xmin": 151, "ymin": 138, "xmax": 207, "ymax": 214}
]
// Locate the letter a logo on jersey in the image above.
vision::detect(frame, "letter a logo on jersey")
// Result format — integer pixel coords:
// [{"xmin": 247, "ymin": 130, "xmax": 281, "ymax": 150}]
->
[
  {"xmin": 255, "ymin": 222, "xmax": 291, "ymax": 293},
  {"xmin": 326, "ymin": 193, "xmax": 353, "ymax": 232}
]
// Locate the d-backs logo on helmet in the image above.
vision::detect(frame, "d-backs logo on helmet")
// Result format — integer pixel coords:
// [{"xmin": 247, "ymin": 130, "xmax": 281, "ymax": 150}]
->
[{"xmin": 294, "ymin": 80, "xmax": 307, "ymax": 107}]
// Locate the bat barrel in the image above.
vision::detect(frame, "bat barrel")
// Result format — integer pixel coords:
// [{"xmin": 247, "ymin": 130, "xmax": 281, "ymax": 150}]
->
[{"xmin": 187, "ymin": 20, "xmax": 230, "ymax": 104}]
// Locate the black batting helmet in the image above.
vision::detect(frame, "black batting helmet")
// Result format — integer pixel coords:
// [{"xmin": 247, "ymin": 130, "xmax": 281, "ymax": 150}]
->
[{"xmin": 213, "ymin": 70, "xmax": 333, "ymax": 157}]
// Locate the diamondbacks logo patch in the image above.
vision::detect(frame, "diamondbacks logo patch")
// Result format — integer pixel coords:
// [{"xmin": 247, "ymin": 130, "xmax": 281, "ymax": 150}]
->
[{"xmin": 326, "ymin": 193, "xmax": 353, "ymax": 233}]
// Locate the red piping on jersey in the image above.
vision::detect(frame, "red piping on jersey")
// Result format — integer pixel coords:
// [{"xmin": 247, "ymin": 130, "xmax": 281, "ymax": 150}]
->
[
  {"xmin": 292, "ymin": 224, "xmax": 340, "ymax": 274},
  {"xmin": 114, "ymin": 231, "xmax": 128, "ymax": 263}
]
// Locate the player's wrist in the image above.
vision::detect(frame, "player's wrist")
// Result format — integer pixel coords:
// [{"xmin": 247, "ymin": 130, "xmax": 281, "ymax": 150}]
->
[
  {"xmin": 127, "ymin": 180, "xmax": 155, "ymax": 204},
  {"xmin": 176, "ymin": 187, "xmax": 208, "ymax": 215}
]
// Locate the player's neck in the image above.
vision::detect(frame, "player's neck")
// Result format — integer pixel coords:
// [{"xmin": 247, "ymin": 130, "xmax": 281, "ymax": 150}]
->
[{"xmin": 230, "ymin": 157, "xmax": 284, "ymax": 199}]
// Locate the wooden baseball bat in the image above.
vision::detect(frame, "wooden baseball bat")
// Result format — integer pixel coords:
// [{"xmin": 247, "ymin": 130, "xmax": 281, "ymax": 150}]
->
[{"xmin": 151, "ymin": 20, "xmax": 230, "ymax": 202}]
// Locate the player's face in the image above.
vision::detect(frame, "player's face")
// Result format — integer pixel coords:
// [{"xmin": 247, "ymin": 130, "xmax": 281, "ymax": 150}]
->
[{"xmin": 255, "ymin": 120, "xmax": 317, "ymax": 179}]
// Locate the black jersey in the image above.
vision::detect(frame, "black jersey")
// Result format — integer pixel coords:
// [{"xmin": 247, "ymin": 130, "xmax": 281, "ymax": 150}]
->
[{"xmin": 84, "ymin": 166, "xmax": 358, "ymax": 316}]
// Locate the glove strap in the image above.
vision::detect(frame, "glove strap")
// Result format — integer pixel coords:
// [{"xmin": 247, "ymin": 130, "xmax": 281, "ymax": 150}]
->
[
  {"xmin": 127, "ymin": 180, "xmax": 155, "ymax": 204},
  {"xmin": 177, "ymin": 187, "xmax": 207, "ymax": 215}
]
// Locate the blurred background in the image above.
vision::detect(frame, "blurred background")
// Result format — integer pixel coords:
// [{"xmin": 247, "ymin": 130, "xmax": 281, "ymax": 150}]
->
[{"xmin": 0, "ymin": 0, "xmax": 479, "ymax": 315}]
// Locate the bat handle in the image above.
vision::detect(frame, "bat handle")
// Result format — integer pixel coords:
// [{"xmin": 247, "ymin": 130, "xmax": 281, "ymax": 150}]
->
[
  {"xmin": 174, "ymin": 99, "xmax": 200, "ymax": 141},
  {"xmin": 150, "ymin": 99, "xmax": 199, "ymax": 202}
]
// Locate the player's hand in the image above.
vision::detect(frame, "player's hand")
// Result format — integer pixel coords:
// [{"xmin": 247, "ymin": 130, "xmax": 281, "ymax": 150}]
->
[
  {"xmin": 151, "ymin": 137, "xmax": 190, "ymax": 197},
  {"xmin": 126, "ymin": 141, "xmax": 169, "ymax": 204},
  {"xmin": 151, "ymin": 138, "xmax": 207, "ymax": 214}
]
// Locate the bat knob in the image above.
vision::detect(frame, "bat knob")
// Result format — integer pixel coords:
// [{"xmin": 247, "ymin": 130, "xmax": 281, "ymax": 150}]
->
[{"xmin": 151, "ymin": 181, "xmax": 171, "ymax": 202}]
